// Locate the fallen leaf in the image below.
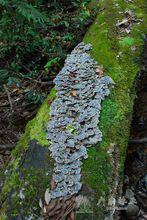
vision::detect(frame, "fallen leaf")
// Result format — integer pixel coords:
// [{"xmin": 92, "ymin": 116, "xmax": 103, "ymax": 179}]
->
[
  {"xmin": 44, "ymin": 188, "xmax": 51, "ymax": 205},
  {"xmin": 51, "ymin": 178, "xmax": 56, "ymax": 190},
  {"xmin": 48, "ymin": 97, "xmax": 55, "ymax": 105},
  {"xmin": 70, "ymin": 90, "xmax": 77, "ymax": 97},
  {"xmin": 67, "ymin": 211, "xmax": 75, "ymax": 220},
  {"xmin": 39, "ymin": 198, "xmax": 43, "ymax": 208},
  {"xmin": 43, "ymin": 206, "xmax": 47, "ymax": 213},
  {"xmin": 96, "ymin": 65, "xmax": 104, "ymax": 77}
]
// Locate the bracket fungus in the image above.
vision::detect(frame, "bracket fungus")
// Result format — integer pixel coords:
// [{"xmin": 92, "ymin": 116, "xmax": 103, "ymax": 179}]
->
[{"xmin": 46, "ymin": 42, "xmax": 114, "ymax": 200}]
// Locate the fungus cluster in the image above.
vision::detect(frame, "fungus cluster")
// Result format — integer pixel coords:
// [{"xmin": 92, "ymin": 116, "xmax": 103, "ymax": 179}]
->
[{"xmin": 47, "ymin": 42, "xmax": 114, "ymax": 199}]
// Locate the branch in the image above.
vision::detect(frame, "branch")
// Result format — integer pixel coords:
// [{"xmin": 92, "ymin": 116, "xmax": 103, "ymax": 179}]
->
[
  {"xmin": 3, "ymin": 84, "xmax": 13, "ymax": 111},
  {"xmin": 0, "ymin": 144, "xmax": 16, "ymax": 151}
]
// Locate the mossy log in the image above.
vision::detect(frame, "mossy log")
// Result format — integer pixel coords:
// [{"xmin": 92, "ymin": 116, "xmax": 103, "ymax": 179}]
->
[{"xmin": 0, "ymin": 0, "xmax": 146, "ymax": 219}]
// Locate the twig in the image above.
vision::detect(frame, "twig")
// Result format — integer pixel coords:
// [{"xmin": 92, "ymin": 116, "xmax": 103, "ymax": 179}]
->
[
  {"xmin": 0, "ymin": 144, "xmax": 16, "ymax": 150},
  {"xmin": 19, "ymin": 66, "xmax": 54, "ymax": 86},
  {"xmin": 129, "ymin": 138, "xmax": 147, "ymax": 144},
  {"xmin": 32, "ymin": 80, "xmax": 54, "ymax": 85},
  {"xmin": 3, "ymin": 84, "xmax": 13, "ymax": 111}
]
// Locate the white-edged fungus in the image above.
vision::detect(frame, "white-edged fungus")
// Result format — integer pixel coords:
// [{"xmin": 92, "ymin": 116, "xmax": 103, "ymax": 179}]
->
[{"xmin": 47, "ymin": 42, "xmax": 114, "ymax": 199}]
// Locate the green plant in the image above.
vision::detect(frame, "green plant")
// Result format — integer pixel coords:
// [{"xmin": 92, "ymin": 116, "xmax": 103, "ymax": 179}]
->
[
  {"xmin": 0, "ymin": 0, "xmax": 95, "ymax": 106},
  {"xmin": 44, "ymin": 57, "xmax": 60, "ymax": 72},
  {"xmin": 120, "ymin": 37, "xmax": 135, "ymax": 46}
]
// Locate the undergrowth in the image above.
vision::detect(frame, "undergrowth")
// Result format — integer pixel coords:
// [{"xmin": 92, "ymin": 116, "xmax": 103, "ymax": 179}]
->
[{"xmin": 0, "ymin": 0, "xmax": 96, "ymax": 103}]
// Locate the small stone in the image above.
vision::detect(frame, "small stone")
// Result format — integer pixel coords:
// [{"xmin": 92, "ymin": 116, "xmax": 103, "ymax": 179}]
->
[
  {"xmin": 126, "ymin": 203, "xmax": 139, "ymax": 218},
  {"xmin": 125, "ymin": 188, "xmax": 135, "ymax": 200}
]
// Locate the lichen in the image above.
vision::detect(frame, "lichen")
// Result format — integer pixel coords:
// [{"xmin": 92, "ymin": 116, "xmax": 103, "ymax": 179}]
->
[{"xmin": 46, "ymin": 42, "xmax": 114, "ymax": 199}]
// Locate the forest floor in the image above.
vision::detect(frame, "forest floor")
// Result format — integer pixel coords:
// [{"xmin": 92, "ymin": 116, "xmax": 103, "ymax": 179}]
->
[{"xmin": 0, "ymin": 0, "xmax": 97, "ymax": 168}]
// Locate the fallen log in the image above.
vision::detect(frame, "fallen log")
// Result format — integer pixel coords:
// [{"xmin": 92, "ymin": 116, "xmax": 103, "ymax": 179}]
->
[{"xmin": 0, "ymin": 0, "xmax": 146, "ymax": 219}]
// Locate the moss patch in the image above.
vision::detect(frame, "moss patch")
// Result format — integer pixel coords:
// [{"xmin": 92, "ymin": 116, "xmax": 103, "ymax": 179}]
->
[
  {"xmin": 0, "ymin": 89, "xmax": 56, "ymax": 218},
  {"xmin": 0, "ymin": 141, "xmax": 54, "ymax": 219},
  {"xmin": 82, "ymin": 0, "xmax": 147, "ymax": 211},
  {"xmin": 29, "ymin": 88, "xmax": 56, "ymax": 146}
]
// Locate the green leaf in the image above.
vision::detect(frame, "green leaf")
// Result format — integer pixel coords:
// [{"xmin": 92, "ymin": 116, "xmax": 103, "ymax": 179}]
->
[
  {"xmin": 25, "ymin": 90, "xmax": 43, "ymax": 104},
  {"xmin": 63, "ymin": 33, "xmax": 74, "ymax": 41},
  {"xmin": 7, "ymin": 77, "xmax": 20, "ymax": 87},
  {"xmin": 44, "ymin": 57, "xmax": 60, "ymax": 72},
  {"xmin": 0, "ymin": 69, "xmax": 9, "ymax": 85},
  {"xmin": 17, "ymin": 3, "xmax": 48, "ymax": 23},
  {"xmin": 0, "ymin": 0, "xmax": 9, "ymax": 6},
  {"xmin": 63, "ymin": 21, "xmax": 69, "ymax": 28},
  {"xmin": 119, "ymin": 37, "xmax": 135, "ymax": 47}
]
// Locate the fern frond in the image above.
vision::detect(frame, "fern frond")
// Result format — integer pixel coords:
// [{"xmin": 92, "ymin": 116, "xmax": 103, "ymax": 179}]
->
[
  {"xmin": 0, "ymin": 0, "xmax": 9, "ymax": 6},
  {"xmin": 17, "ymin": 3, "xmax": 48, "ymax": 23}
]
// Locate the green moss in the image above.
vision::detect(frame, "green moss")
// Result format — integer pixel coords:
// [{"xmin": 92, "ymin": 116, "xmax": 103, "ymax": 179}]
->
[
  {"xmin": 29, "ymin": 88, "xmax": 56, "ymax": 146},
  {"xmin": 0, "ymin": 144, "xmax": 54, "ymax": 218},
  {"xmin": 0, "ymin": 213, "xmax": 7, "ymax": 220},
  {"xmin": 0, "ymin": 88, "xmax": 56, "ymax": 218},
  {"xmin": 83, "ymin": 148, "xmax": 111, "ymax": 193},
  {"xmin": 82, "ymin": 0, "xmax": 147, "ymax": 204},
  {"xmin": 11, "ymin": 87, "xmax": 56, "ymax": 158},
  {"xmin": 119, "ymin": 36, "xmax": 135, "ymax": 47}
]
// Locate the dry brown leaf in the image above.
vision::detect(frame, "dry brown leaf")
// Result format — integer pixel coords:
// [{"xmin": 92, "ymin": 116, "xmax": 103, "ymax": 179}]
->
[
  {"xmin": 44, "ymin": 188, "xmax": 51, "ymax": 205},
  {"xmin": 48, "ymin": 97, "xmax": 55, "ymax": 106},
  {"xmin": 67, "ymin": 211, "xmax": 75, "ymax": 220},
  {"xmin": 51, "ymin": 178, "xmax": 57, "ymax": 190},
  {"xmin": 39, "ymin": 198, "xmax": 43, "ymax": 208},
  {"xmin": 96, "ymin": 65, "xmax": 104, "ymax": 77},
  {"xmin": 70, "ymin": 90, "xmax": 77, "ymax": 97}
]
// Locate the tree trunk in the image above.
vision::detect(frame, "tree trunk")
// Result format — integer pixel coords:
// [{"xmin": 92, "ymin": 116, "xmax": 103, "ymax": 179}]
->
[{"xmin": 0, "ymin": 0, "xmax": 146, "ymax": 219}]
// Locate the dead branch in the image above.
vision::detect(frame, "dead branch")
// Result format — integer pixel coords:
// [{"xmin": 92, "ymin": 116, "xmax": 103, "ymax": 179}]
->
[
  {"xmin": 3, "ymin": 84, "xmax": 13, "ymax": 111},
  {"xmin": 0, "ymin": 144, "xmax": 16, "ymax": 150}
]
